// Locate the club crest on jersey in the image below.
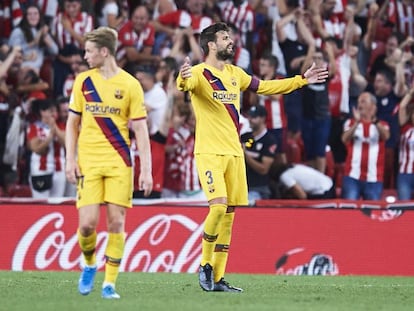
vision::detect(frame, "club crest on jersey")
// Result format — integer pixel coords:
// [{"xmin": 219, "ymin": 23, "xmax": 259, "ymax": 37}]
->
[
  {"xmin": 231, "ymin": 77, "xmax": 236, "ymax": 86},
  {"xmin": 114, "ymin": 89, "xmax": 124, "ymax": 99}
]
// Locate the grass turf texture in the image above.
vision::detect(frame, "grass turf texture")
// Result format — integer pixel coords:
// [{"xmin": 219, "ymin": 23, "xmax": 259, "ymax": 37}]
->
[{"xmin": 1, "ymin": 272, "xmax": 414, "ymax": 311}]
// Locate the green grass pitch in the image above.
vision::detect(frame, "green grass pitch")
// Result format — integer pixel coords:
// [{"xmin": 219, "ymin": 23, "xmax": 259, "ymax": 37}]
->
[{"xmin": 1, "ymin": 272, "xmax": 414, "ymax": 311}]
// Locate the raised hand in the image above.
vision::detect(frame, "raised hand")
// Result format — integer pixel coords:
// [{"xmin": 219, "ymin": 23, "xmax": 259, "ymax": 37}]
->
[
  {"xmin": 303, "ymin": 62, "xmax": 329, "ymax": 84},
  {"xmin": 61, "ymin": 16, "xmax": 73, "ymax": 32},
  {"xmin": 180, "ymin": 56, "xmax": 192, "ymax": 79}
]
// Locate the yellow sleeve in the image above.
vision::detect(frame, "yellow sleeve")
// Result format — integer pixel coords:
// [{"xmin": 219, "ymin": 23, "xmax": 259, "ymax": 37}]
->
[
  {"xmin": 234, "ymin": 66, "xmax": 306, "ymax": 94},
  {"xmin": 255, "ymin": 75, "xmax": 308, "ymax": 95},
  {"xmin": 176, "ymin": 70, "xmax": 198, "ymax": 92},
  {"xmin": 129, "ymin": 79, "xmax": 147, "ymax": 120},
  {"xmin": 68, "ymin": 74, "xmax": 84, "ymax": 114},
  {"xmin": 236, "ymin": 66, "xmax": 254, "ymax": 91}
]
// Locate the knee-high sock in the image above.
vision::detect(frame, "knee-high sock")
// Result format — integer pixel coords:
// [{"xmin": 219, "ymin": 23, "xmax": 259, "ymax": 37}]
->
[
  {"xmin": 104, "ymin": 232, "xmax": 125, "ymax": 286},
  {"xmin": 77, "ymin": 229, "xmax": 97, "ymax": 266},
  {"xmin": 201, "ymin": 204, "xmax": 227, "ymax": 266},
  {"xmin": 212, "ymin": 210, "xmax": 235, "ymax": 282}
]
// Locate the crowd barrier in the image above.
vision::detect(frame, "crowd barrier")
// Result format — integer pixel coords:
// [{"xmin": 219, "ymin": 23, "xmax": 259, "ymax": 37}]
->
[{"xmin": 1, "ymin": 198, "xmax": 414, "ymax": 276}]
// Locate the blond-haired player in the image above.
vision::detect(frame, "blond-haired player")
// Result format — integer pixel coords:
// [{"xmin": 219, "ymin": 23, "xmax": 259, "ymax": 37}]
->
[{"xmin": 65, "ymin": 27, "xmax": 153, "ymax": 299}]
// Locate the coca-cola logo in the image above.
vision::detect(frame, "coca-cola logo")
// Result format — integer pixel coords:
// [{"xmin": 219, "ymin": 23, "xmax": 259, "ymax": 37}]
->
[
  {"xmin": 12, "ymin": 212, "xmax": 203, "ymax": 272},
  {"xmin": 275, "ymin": 247, "xmax": 339, "ymax": 275}
]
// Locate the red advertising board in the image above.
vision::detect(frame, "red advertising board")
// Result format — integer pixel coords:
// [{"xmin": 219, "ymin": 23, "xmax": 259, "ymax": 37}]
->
[{"xmin": 1, "ymin": 202, "xmax": 414, "ymax": 276}]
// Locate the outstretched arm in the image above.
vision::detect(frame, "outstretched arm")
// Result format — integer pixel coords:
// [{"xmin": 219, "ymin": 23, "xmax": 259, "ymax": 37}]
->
[
  {"xmin": 254, "ymin": 62, "xmax": 328, "ymax": 96},
  {"xmin": 302, "ymin": 62, "xmax": 329, "ymax": 84}
]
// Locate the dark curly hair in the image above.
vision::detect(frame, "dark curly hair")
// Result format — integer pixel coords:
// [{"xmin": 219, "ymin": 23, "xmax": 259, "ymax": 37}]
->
[{"xmin": 199, "ymin": 22, "xmax": 230, "ymax": 55}]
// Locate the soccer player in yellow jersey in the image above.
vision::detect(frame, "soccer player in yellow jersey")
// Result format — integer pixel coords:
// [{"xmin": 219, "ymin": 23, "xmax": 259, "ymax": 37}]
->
[
  {"xmin": 176, "ymin": 22, "xmax": 328, "ymax": 292},
  {"xmin": 65, "ymin": 27, "xmax": 153, "ymax": 299}
]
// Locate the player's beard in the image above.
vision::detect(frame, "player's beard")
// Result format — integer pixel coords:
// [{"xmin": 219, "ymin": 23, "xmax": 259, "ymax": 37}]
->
[{"xmin": 216, "ymin": 44, "xmax": 235, "ymax": 61}]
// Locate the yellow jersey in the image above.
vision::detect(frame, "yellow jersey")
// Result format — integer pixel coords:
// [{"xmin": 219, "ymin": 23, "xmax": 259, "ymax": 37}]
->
[
  {"xmin": 69, "ymin": 68, "xmax": 147, "ymax": 168},
  {"xmin": 176, "ymin": 63, "xmax": 307, "ymax": 156}
]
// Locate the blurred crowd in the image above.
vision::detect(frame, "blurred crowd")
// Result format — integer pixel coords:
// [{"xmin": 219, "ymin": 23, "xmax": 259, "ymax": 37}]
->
[{"xmin": 0, "ymin": 0, "xmax": 413, "ymax": 203}]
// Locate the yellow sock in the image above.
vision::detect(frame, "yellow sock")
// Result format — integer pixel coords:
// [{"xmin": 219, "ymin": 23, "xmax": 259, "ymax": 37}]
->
[
  {"xmin": 212, "ymin": 211, "xmax": 235, "ymax": 282},
  {"xmin": 200, "ymin": 204, "xmax": 227, "ymax": 266},
  {"xmin": 77, "ymin": 229, "xmax": 97, "ymax": 266},
  {"xmin": 104, "ymin": 232, "xmax": 125, "ymax": 285}
]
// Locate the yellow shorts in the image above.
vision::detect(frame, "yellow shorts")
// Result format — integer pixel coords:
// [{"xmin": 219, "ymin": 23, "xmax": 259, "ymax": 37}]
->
[
  {"xmin": 195, "ymin": 154, "xmax": 248, "ymax": 206},
  {"xmin": 76, "ymin": 166, "xmax": 133, "ymax": 209}
]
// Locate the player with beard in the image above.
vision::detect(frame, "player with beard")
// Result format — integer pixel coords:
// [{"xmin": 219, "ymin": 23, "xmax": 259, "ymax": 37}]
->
[{"xmin": 176, "ymin": 22, "xmax": 329, "ymax": 292}]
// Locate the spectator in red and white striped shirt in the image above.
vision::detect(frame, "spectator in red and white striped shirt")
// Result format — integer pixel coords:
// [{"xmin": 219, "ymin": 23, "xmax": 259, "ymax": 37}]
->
[
  {"xmin": 0, "ymin": 0, "xmax": 23, "ymax": 42},
  {"xmin": 52, "ymin": 0, "xmax": 93, "ymax": 51},
  {"xmin": 152, "ymin": 0, "xmax": 213, "ymax": 58},
  {"xmin": 397, "ymin": 85, "xmax": 414, "ymax": 200},
  {"xmin": 153, "ymin": 0, "xmax": 213, "ymax": 36},
  {"xmin": 162, "ymin": 101, "xmax": 204, "ymax": 200},
  {"xmin": 308, "ymin": 0, "xmax": 346, "ymax": 45},
  {"xmin": 341, "ymin": 92, "xmax": 390, "ymax": 200},
  {"xmin": 250, "ymin": 52, "xmax": 287, "ymax": 166},
  {"xmin": 35, "ymin": 0, "xmax": 59, "ymax": 26},
  {"xmin": 51, "ymin": 0, "xmax": 93, "ymax": 96},
  {"xmin": 216, "ymin": 0, "xmax": 255, "ymax": 49},
  {"xmin": 116, "ymin": 5, "xmax": 160, "ymax": 70},
  {"xmin": 391, "ymin": 0, "xmax": 414, "ymax": 38},
  {"xmin": 26, "ymin": 99, "xmax": 66, "ymax": 198}
]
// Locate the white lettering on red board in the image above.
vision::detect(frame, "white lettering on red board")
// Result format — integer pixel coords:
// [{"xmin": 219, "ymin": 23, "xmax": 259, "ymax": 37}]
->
[{"xmin": 12, "ymin": 212, "xmax": 203, "ymax": 272}]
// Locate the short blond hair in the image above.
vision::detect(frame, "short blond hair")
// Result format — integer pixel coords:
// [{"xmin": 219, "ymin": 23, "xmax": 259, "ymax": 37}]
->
[{"xmin": 84, "ymin": 27, "xmax": 118, "ymax": 56}]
